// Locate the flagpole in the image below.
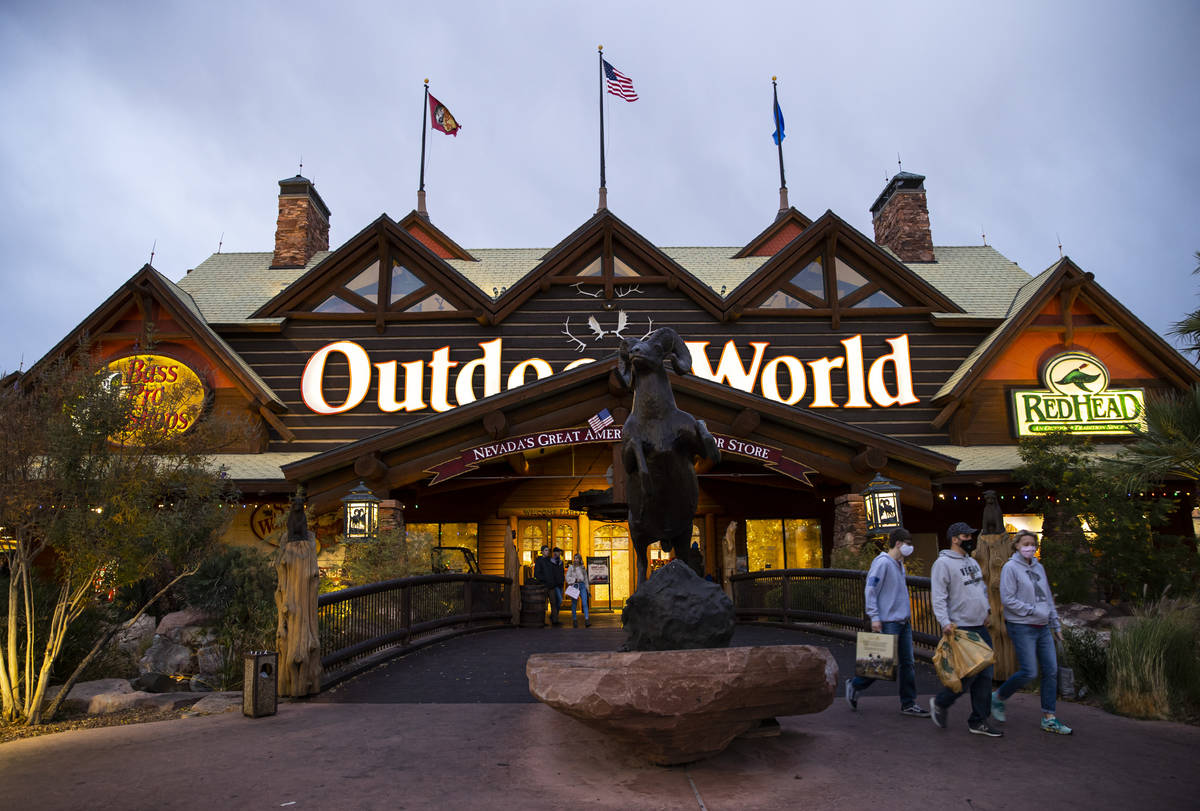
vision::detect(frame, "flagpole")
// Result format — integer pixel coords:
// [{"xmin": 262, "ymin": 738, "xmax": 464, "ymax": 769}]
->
[
  {"xmin": 598, "ymin": 45, "xmax": 607, "ymax": 211},
  {"xmin": 418, "ymin": 79, "xmax": 429, "ymax": 217},
  {"xmin": 773, "ymin": 76, "xmax": 788, "ymax": 216}
]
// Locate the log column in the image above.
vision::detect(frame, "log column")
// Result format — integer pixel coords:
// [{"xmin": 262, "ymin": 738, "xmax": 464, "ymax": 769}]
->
[{"xmin": 274, "ymin": 491, "xmax": 322, "ymax": 697}]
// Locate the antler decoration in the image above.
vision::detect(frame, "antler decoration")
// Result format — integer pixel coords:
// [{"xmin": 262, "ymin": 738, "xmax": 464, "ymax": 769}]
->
[
  {"xmin": 615, "ymin": 284, "xmax": 642, "ymax": 298},
  {"xmin": 611, "ymin": 309, "xmax": 630, "ymax": 338},
  {"xmin": 561, "ymin": 317, "xmax": 588, "ymax": 353},
  {"xmin": 641, "ymin": 315, "xmax": 654, "ymax": 340},
  {"xmin": 571, "ymin": 282, "xmax": 602, "ymax": 298}
]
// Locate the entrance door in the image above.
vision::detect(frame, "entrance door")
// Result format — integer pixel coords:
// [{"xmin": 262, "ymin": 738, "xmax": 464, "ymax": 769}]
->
[
  {"xmin": 517, "ymin": 519, "xmax": 549, "ymax": 582},
  {"xmin": 592, "ymin": 523, "xmax": 633, "ymax": 607}
]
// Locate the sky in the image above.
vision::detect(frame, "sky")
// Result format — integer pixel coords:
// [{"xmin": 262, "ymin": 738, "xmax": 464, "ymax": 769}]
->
[{"xmin": 1, "ymin": 0, "xmax": 1198, "ymax": 374}]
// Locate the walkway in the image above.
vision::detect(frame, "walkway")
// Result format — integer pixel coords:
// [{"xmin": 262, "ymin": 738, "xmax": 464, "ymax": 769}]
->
[{"xmin": 2, "ymin": 621, "xmax": 1198, "ymax": 810}]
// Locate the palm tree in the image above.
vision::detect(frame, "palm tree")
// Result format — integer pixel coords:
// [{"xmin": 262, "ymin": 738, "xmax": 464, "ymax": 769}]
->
[
  {"xmin": 1168, "ymin": 251, "xmax": 1200, "ymax": 360},
  {"xmin": 1109, "ymin": 385, "xmax": 1200, "ymax": 488}
]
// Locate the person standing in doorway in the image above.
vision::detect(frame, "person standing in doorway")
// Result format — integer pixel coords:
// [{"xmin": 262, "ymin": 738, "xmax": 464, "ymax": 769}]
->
[
  {"xmin": 846, "ymin": 527, "xmax": 929, "ymax": 717},
  {"xmin": 532, "ymin": 545, "xmax": 554, "ymax": 623},
  {"xmin": 566, "ymin": 553, "xmax": 591, "ymax": 627},
  {"xmin": 929, "ymin": 521, "xmax": 1002, "ymax": 737},
  {"xmin": 545, "ymin": 547, "xmax": 567, "ymax": 626},
  {"xmin": 992, "ymin": 531, "xmax": 1073, "ymax": 735}
]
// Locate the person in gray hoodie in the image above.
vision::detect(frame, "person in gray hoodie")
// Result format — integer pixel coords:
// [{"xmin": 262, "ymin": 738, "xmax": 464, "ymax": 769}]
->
[
  {"xmin": 929, "ymin": 521, "xmax": 1002, "ymax": 737},
  {"xmin": 991, "ymin": 531, "xmax": 1073, "ymax": 735},
  {"xmin": 845, "ymin": 527, "xmax": 929, "ymax": 717}
]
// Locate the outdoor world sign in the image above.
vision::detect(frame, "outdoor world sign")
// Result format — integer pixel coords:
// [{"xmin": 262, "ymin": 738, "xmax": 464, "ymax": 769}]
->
[{"xmin": 1011, "ymin": 351, "xmax": 1145, "ymax": 436}]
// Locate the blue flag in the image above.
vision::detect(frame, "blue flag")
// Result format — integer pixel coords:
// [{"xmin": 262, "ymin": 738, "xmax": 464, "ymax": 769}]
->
[{"xmin": 773, "ymin": 98, "xmax": 785, "ymax": 145}]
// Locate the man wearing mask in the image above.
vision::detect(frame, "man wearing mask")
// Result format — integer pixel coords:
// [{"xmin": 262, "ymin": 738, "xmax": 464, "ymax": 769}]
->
[
  {"xmin": 846, "ymin": 527, "xmax": 929, "ymax": 717},
  {"xmin": 929, "ymin": 521, "xmax": 1002, "ymax": 737}
]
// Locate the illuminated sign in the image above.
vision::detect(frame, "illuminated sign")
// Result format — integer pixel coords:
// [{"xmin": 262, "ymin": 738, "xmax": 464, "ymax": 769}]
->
[
  {"xmin": 1011, "ymin": 352, "xmax": 1145, "ymax": 436},
  {"xmin": 300, "ymin": 335, "xmax": 918, "ymax": 415},
  {"xmin": 102, "ymin": 354, "xmax": 206, "ymax": 444}
]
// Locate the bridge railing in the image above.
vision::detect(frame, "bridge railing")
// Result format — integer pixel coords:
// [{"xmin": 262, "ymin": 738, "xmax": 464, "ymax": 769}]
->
[
  {"xmin": 317, "ymin": 573, "xmax": 512, "ymax": 687},
  {"xmin": 730, "ymin": 568, "xmax": 940, "ymax": 655}
]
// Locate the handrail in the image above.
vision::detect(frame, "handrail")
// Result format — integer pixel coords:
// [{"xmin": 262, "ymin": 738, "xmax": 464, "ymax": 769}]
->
[
  {"xmin": 730, "ymin": 568, "xmax": 940, "ymax": 652},
  {"xmin": 317, "ymin": 573, "xmax": 513, "ymax": 688}
]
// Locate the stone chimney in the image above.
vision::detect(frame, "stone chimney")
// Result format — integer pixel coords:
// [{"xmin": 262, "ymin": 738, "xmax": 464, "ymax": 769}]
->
[
  {"xmin": 271, "ymin": 175, "xmax": 331, "ymax": 268},
  {"xmin": 869, "ymin": 171, "xmax": 934, "ymax": 263}
]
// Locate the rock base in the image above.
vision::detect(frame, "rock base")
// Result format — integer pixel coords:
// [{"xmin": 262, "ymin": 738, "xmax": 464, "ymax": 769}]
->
[{"xmin": 527, "ymin": 644, "xmax": 837, "ymax": 765}]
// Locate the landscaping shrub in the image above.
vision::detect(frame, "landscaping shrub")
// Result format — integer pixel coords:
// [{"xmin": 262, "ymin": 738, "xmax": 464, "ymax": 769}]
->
[
  {"xmin": 180, "ymin": 546, "xmax": 277, "ymax": 689},
  {"xmin": 1107, "ymin": 595, "xmax": 1200, "ymax": 721},
  {"xmin": 1060, "ymin": 625, "xmax": 1109, "ymax": 698}
]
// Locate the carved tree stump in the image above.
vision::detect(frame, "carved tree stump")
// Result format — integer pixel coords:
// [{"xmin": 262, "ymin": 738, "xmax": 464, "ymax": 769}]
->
[
  {"xmin": 977, "ymin": 533, "xmax": 1016, "ymax": 680},
  {"xmin": 275, "ymin": 535, "xmax": 321, "ymax": 697}
]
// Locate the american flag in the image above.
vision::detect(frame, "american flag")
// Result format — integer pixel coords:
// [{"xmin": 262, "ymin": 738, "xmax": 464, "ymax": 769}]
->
[
  {"xmin": 588, "ymin": 408, "xmax": 614, "ymax": 432},
  {"xmin": 602, "ymin": 59, "xmax": 638, "ymax": 102}
]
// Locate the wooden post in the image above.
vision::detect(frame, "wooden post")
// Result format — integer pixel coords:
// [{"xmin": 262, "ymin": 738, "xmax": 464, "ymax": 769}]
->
[
  {"xmin": 274, "ymin": 491, "xmax": 322, "ymax": 697},
  {"xmin": 721, "ymin": 521, "xmax": 738, "ymax": 599},
  {"xmin": 504, "ymin": 527, "xmax": 520, "ymax": 625},
  {"xmin": 977, "ymin": 532, "xmax": 1016, "ymax": 680}
]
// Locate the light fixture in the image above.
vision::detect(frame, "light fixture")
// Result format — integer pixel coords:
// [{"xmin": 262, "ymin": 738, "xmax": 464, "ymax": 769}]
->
[
  {"xmin": 861, "ymin": 473, "xmax": 903, "ymax": 538},
  {"xmin": 340, "ymin": 481, "xmax": 380, "ymax": 543}
]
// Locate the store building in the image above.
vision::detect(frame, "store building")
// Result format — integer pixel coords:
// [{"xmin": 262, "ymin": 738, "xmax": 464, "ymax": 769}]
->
[{"xmin": 26, "ymin": 170, "xmax": 1200, "ymax": 601}]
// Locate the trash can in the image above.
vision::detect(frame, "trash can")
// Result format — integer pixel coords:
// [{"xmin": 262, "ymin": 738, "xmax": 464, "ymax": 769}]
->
[
  {"xmin": 519, "ymin": 583, "xmax": 548, "ymax": 628},
  {"xmin": 243, "ymin": 650, "xmax": 278, "ymax": 718}
]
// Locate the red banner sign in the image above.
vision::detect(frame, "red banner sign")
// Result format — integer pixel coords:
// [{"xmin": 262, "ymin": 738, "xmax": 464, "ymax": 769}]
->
[{"xmin": 425, "ymin": 425, "xmax": 814, "ymax": 486}]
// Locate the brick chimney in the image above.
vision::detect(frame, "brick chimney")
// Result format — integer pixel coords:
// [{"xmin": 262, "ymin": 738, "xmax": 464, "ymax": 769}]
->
[
  {"xmin": 869, "ymin": 171, "xmax": 934, "ymax": 263},
  {"xmin": 271, "ymin": 175, "xmax": 331, "ymax": 268}
]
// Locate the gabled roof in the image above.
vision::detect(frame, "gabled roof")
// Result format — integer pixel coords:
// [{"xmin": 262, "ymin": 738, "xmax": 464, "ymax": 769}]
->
[
  {"xmin": 26, "ymin": 264, "xmax": 285, "ymax": 412},
  {"xmin": 283, "ymin": 355, "xmax": 958, "ymax": 512},
  {"xmin": 487, "ymin": 208, "xmax": 728, "ymax": 321},
  {"xmin": 395, "ymin": 210, "xmax": 476, "ymax": 261},
  {"xmin": 933, "ymin": 257, "xmax": 1200, "ymax": 406},
  {"xmin": 250, "ymin": 214, "xmax": 496, "ymax": 320},
  {"xmin": 733, "ymin": 207, "xmax": 813, "ymax": 258},
  {"xmin": 722, "ymin": 210, "xmax": 963, "ymax": 319}
]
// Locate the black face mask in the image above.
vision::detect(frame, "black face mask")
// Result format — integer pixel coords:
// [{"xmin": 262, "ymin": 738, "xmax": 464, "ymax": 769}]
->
[{"xmin": 960, "ymin": 538, "xmax": 978, "ymax": 555}]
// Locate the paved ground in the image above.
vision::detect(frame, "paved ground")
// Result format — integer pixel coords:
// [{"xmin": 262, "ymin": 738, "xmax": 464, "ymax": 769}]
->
[{"xmin": 3, "ymin": 620, "xmax": 1199, "ymax": 810}]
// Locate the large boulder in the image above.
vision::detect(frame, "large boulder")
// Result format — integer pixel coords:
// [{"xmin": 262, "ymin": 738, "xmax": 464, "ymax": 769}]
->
[
  {"xmin": 621, "ymin": 559, "xmax": 734, "ymax": 651},
  {"xmin": 116, "ymin": 614, "xmax": 157, "ymax": 654},
  {"xmin": 49, "ymin": 678, "xmax": 134, "ymax": 715},
  {"xmin": 528, "ymin": 645, "xmax": 837, "ymax": 765},
  {"xmin": 155, "ymin": 608, "xmax": 212, "ymax": 642},
  {"xmin": 139, "ymin": 635, "xmax": 195, "ymax": 679}
]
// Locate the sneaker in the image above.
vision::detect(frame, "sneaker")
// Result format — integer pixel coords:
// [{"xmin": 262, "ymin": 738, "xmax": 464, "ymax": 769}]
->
[
  {"xmin": 991, "ymin": 692, "xmax": 1006, "ymax": 722},
  {"xmin": 845, "ymin": 679, "xmax": 859, "ymax": 711},
  {"xmin": 968, "ymin": 720, "xmax": 1004, "ymax": 737},
  {"xmin": 1041, "ymin": 717, "xmax": 1073, "ymax": 735},
  {"xmin": 930, "ymin": 700, "xmax": 947, "ymax": 729},
  {"xmin": 900, "ymin": 704, "xmax": 930, "ymax": 717}
]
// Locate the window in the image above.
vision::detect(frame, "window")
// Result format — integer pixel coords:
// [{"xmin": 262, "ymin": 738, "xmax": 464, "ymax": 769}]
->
[
  {"xmin": 746, "ymin": 518, "xmax": 822, "ymax": 570},
  {"xmin": 313, "ymin": 294, "xmax": 360, "ymax": 313},
  {"xmin": 405, "ymin": 293, "xmax": 454, "ymax": 313},
  {"xmin": 390, "ymin": 262, "xmax": 424, "ymax": 303},
  {"xmin": 790, "ymin": 260, "xmax": 825, "ymax": 297},
  {"xmin": 347, "ymin": 262, "xmax": 381, "ymax": 303}
]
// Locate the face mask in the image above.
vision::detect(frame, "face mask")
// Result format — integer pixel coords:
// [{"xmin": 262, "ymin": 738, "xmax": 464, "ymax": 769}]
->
[
  {"xmin": 899, "ymin": 543, "xmax": 914, "ymax": 557},
  {"xmin": 1019, "ymin": 546, "xmax": 1037, "ymax": 560},
  {"xmin": 960, "ymin": 537, "xmax": 978, "ymax": 555}
]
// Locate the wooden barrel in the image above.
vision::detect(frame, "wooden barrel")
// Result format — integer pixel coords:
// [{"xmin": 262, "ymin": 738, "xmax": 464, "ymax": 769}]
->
[{"xmin": 519, "ymin": 584, "xmax": 547, "ymax": 628}]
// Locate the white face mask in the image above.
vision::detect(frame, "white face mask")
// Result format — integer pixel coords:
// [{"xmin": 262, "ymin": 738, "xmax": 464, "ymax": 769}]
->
[
  {"xmin": 899, "ymin": 543, "xmax": 914, "ymax": 557},
  {"xmin": 1019, "ymin": 545, "xmax": 1037, "ymax": 560}
]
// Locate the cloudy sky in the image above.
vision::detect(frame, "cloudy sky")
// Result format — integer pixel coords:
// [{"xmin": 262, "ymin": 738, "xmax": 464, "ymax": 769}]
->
[{"xmin": 1, "ymin": 0, "xmax": 1197, "ymax": 374}]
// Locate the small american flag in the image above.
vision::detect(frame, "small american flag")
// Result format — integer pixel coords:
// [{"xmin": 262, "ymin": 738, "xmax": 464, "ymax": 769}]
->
[
  {"xmin": 588, "ymin": 408, "xmax": 614, "ymax": 432},
  {"xmin": 602, "ymin": 59, "xmax": 638, "ymax": 102}
]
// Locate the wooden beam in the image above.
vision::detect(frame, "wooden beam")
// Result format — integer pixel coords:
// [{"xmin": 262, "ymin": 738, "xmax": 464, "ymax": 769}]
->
[{"xmin": 258, "ymin": 406, "xmax": 296, "ymax": 443}]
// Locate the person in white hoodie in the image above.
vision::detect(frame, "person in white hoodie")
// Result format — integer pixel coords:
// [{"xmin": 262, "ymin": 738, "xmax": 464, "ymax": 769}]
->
[
  {"xmin": 991, "ymin": 531, "xmax": 1073, "ymax": 735},
  {"xmin": 929, "ymin": 521, "xmax": 1002, "ymax": 737}
]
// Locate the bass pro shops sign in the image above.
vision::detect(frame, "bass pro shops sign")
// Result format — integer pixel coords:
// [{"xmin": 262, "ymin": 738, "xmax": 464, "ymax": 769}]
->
[{"xmin": 1011, "ymin": 352, "xmax": 1145, "ymax": 437}]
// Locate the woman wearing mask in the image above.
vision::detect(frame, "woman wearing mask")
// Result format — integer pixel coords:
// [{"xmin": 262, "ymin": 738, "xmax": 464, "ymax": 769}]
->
[
  {"xmin": 845, "ymin": 527, "xmax": 929, "ymax": 717},
  {"xmin": 992, "ymin": 531, "xmax": 1073, "ymax": 735},
  {"xmin": 566, "ymin": 553, "xmax": 591, "ymax": 628}
]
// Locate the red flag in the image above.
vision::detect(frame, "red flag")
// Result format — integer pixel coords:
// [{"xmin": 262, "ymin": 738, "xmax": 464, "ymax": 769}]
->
[{"xmin": 429, "ymin": 94, "xmax": 461, "ymax": 136}]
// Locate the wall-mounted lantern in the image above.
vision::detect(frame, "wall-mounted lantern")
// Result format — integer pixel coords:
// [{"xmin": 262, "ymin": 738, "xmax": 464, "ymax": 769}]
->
[
  {"xmin": 861, "ymin": 473, "xmax": 903, "ymax": 537},
  {"xmin": 340, "ymin": 481, "xmax": 380, "ymax": 542}
]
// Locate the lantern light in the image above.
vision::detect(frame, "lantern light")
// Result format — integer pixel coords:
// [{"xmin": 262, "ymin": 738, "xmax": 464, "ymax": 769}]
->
[
  {"xmin": 861, "ymin": 473, "xmax": 903, "ymax": 538},
  {"xmin": 340, "ymin": 481, "xmax": 380, "ymax": 543}
]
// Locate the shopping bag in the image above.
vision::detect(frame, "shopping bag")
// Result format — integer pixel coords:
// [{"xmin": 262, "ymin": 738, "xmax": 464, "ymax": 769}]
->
[
  {"xmin": 855, "ymin": 631, "xmax": 898, "ymax": 681},
  {"xmin": 934, "ymin": 629, "xmax": 995, "ymax": 692},
  {"xmin": 565, "ymin": 585, "xmax": 581, "ymax": 600}
]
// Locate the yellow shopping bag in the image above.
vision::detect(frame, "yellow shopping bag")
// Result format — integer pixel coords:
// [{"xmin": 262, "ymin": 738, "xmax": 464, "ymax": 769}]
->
[{"xmin": 933, "ymin": 629, "xmax": 995, "ymax": 693}]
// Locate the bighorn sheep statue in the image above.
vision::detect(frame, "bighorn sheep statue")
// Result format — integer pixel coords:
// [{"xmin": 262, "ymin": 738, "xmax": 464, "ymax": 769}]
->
[{"xmin": 618, "ymin": 328, "xmax": 721, "ymax": 586}]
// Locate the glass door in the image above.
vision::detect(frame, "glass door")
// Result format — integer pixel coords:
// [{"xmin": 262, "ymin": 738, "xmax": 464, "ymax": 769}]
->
[{"xmin": 591, "ymin": 523, "xmax": 632, "ymax": 608}]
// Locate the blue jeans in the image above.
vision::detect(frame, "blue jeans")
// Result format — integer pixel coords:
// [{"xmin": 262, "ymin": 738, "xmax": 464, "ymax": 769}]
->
[
  {"xmin": 997, "ymin": 621, "xmax": 1057, "ymax": 714},
  {"xmin": 934, "ymin": 625, "xmax": 994, "ymax": 725},
  {"xmin": 547, "ymin": 587, "xmax": 563, "ymax": 623},
  {"xmin": 851, "ymin": 620, "xmax": 917, "ymax": 708},
  {"xmin": 569, "ymin": 585, "xmax": 590, "ymax": 620}
]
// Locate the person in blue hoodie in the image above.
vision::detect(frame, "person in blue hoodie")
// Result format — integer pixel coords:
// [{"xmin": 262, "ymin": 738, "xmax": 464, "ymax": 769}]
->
[
  {"xmin": 845, "ymin": 527, "xmax": 929, "ymax": 717},
  {"xmin": 992, "ymin": 531, "xmax": 1073, "ymax": 735},
  {"xmin": 929, "ymin": 521, "xmax": 1002, "ymax": 737}
]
